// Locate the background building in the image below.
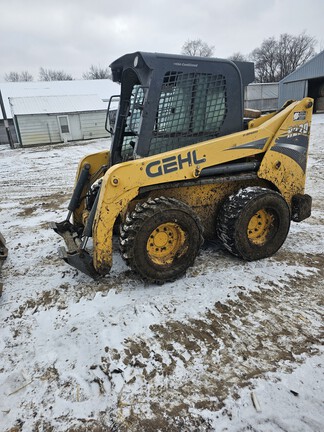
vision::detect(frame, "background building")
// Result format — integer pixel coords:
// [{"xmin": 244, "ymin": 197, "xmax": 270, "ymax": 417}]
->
[
  {"xmin": 0, "ymin": 79, "xmax": 119, "ymax": 146},
  {"xmin": 245, "ymin": 83, "xmax": 279, "ymax": 112},
  {"xmin": 278, "ymin": 50, "xmax": 324, "ymax": 110},
  {"xmin": 10, "ymin": 94, "xmax": 110, "ymax": 147}
]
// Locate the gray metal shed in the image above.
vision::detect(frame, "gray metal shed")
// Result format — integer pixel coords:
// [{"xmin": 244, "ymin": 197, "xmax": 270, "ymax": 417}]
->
[
  {"xmin": 9, "ymin": 94, "xmax": 109, "ymax": 146},
  {"xmin": 278, "ymin": 50, "xmax": 324, "ymax": 110}
]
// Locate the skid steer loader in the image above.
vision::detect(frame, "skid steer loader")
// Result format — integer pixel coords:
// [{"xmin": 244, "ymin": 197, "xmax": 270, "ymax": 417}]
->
[{"xmin": 52, "ymin": 51, "xmax": 313, "ymax": 283}]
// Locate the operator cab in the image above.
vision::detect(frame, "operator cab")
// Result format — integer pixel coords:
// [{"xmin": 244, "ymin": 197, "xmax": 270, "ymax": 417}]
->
[{"xmin": 106, "ymin": 52, "xmax": 254, "ymax": 166}]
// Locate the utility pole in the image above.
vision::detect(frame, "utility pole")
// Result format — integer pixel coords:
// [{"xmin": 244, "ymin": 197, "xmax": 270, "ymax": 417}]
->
[{"xmin": 0, "ymin": 90, "xmax": 14, "ymax": 149}]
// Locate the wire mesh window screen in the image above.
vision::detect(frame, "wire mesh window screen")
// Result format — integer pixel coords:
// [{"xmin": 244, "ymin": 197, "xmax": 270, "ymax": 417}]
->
[{"xmin": 149, "ymin": 72, "xmax": 227, "ymax": 156}]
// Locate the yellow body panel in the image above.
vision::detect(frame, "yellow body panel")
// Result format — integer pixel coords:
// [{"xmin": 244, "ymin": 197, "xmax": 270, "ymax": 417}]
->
[{"xmin": 74, "ymin": 99, "xmax": 312, "ymax": 275}]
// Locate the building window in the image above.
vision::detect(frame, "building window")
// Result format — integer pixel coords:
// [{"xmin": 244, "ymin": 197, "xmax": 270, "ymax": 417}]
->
[{"xmin": 58, "ymin": 116, "xmax": 70, "ymax": 134}]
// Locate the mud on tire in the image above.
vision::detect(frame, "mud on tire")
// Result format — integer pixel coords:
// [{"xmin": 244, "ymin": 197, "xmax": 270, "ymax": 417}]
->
[
  {"xmin": 216, "ymin": 187, "xmax": 291, "ymax": 261},
  {"xmin": 119, "ymin": 196, "xmax": 204, "ymax": 283}
]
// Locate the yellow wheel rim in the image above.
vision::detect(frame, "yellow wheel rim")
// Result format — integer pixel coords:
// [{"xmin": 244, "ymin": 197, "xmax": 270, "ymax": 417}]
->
[
  {"xmin": 146, "ymin": 222, "xmax": 187, "ymax": 265},
  {"xmin": 247, "ymin": 209, "xmax": 274, "ymax": 245}
]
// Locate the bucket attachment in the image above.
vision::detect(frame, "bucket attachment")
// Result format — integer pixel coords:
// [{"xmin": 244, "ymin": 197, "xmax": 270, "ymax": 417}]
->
[{"xmin": 51, "ymin": 221, "xmax": 100, "ymax": 280}]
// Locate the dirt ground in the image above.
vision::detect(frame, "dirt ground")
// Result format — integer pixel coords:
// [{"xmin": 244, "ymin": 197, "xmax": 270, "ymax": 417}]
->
[{"xmin": 0, "ymin": 117, "xmax": 323, "ymax": 431}]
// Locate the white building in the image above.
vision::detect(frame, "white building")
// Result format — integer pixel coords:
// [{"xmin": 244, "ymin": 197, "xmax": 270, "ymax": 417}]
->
[
  {"xmin": 0, "ymin": 79, "xmax": 120, "ymax": 146},
  {"xmin": 10, "ymin": 94, "xmax": 111, "ymax": 146}
]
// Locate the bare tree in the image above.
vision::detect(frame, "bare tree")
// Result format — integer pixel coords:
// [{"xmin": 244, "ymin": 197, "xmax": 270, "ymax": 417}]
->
[
  {"xmin": 19, "ymin": 71, "xmax": 34, "ymax": 82},
  {"xmin": 228, "ymin": 52, "xmax": 247, "ymax": 62},
  {"xmin": 181, "ymin": 39, "xmax": 214, "ymax": 57},
  {"xmin": 5, "ymin": 71, "xmax": 33, "ymax": 82},
  {"xmin": 39, "ymin": 67, "xmax": 73, "ymax": 81},
  {"xmin": 251, "ymin": 32, "xmax": 316, "ymax": 82},
  {"xmin": 82, "ymin": 65, "xmax": 111, "ymax": 80},
  {"xmin": 251, "ymin": 37, "xmax": 279, "ymax": 82},
  {"xmin": 277, "ymin": 32, "xmax": 316, "ymax": 79},
  {"xmin": 4, "ymin": 72, "xmax": 20, "ymax": 82}
]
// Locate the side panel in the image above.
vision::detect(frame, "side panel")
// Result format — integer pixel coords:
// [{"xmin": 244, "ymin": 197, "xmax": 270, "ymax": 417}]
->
[
  {"xmin": 0, "ymin": 119, "xmax": 18, "ymax": 145},
  {"xmin": 68, "ymin": 114, "xmax": 83, "ymax": 141},
  {"xmin": 18, "ymin": 114, "xmax": 61, "ymax": 146},
  {"xmin": 278, "ymin": 80, "xmax": 308, "ymax": 107},
  {"xmin": 79, "ymin": 111, "xmax": 110, "ymax": 140}
]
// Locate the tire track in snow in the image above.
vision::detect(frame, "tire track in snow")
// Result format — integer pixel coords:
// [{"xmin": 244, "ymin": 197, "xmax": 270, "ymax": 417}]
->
[{"xmin": 97, "ymin": 255, "xmax": 324, "ymax": 431}]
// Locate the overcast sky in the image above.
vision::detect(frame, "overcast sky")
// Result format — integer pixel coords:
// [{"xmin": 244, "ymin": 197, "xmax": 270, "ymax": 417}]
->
[{"xmin": 0, "ymin": 0, "xmax": 323, "ymax": 82}]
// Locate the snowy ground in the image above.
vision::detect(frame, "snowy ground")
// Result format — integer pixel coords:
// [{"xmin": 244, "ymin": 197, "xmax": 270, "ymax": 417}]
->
[{"xmin": 0, "ymin": 116, "xmax": 323, "ymax": 432}]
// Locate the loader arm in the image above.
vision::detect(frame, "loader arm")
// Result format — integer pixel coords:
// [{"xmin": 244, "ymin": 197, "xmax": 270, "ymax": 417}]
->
[{"xmin": 71, "ymin": 150, "xmax": 110, "ymax": 226}]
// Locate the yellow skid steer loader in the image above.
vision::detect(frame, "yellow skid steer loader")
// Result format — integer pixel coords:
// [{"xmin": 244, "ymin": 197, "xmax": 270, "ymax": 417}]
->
[{"xmin": 52, "ymin": 52, "xmax": 313, "ymax": 283}]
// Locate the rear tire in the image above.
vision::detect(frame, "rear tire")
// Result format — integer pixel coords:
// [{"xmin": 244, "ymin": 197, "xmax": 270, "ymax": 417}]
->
[
  {"xmin": 120, "ymin": 197, "xmax": 204, "ymax": 283},
  {"xmin": 216, "ymin": 187, "xmax": 290, "ymax": 260}
]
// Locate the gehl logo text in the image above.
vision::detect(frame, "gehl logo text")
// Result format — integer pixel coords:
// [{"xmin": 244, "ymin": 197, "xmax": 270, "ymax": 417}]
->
[{"xmin": 146, "ymin": 150, "xmax": 206, "ymax": 178}]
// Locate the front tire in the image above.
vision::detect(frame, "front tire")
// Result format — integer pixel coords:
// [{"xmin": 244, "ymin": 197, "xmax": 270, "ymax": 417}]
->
[
  {"xmin": 120, "ymin": 197, "xmax": 204, "ymax": 283},
  {"xmin": 216, "ymin": 187, "xmax": 290, "ymax": 260}
]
